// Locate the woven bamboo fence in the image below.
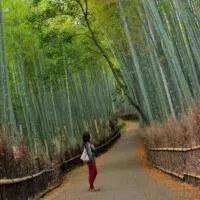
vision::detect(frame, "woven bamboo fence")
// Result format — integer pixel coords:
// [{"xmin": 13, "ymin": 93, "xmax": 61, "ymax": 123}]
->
[
  {"xmin": 146, "ymin": 146, "xmax": 200, "ymax": 185},
  {"xmin": 0, "ymin": 122, "xmax": 120, "ymax": 200}
]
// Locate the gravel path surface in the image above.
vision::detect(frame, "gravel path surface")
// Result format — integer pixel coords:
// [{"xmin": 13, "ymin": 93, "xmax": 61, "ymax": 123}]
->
[{"xmin": 44, "ymin": 124, "xmax": 199, "ymax": 200}]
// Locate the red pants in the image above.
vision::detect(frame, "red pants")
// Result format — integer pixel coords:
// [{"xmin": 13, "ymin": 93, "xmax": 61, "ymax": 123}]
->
[{"xmin": 88, "ymin": 160, "xmax": 97, "ymax": 189}]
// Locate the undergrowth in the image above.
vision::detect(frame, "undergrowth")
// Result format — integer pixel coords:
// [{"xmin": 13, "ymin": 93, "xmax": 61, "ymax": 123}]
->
[
  {"xmin": 117, "ymin": 119, "xmax": 127, "ymax": 135},
  {"xmin": 142, "ymin": 103, "xmax": 200, "ymax": 148}
]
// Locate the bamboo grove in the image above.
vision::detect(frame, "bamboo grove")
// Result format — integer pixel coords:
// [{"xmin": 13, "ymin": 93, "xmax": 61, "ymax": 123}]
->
[
  {"xmin": 103, "ymin": 0, "xmax": 200, "ymax": 122},
  {"xmin": 0, "ymin": 0, "xmax": 200, "ymax": 158},
  {"xmin": 0, "ymin": 0, "xmax": 130, "ymax": 158}
]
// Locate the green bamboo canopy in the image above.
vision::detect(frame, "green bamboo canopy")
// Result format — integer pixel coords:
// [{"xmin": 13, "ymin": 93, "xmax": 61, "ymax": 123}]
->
[{"xmin": 0, "ymin": 0, "xmax": 199, "ymax": 158}]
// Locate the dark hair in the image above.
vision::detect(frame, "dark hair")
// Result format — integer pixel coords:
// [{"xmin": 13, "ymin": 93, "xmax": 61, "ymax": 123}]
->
[{"xmin": 82, "ymin": 131, "xmax": 90, "ymax": 144}]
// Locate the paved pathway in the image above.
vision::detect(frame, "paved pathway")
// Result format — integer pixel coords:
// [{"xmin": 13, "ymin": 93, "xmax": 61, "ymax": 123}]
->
[{"xmin": 44, "ymin": 124, "xmax": 200, "ymax": 200}]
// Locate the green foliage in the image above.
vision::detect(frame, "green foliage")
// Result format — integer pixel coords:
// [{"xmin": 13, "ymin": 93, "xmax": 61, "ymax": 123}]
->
[
  {"xmin": 1, "ymin": 0, "xmax": 200, "ymax": 158},
  {"xmin": 94, "ymin": 0, "xmax": 200, "ymax": 122},
  {"xmin": 0, "ymin": 0, "xmax": 130, "ymax": 158},
  {"xmin": 117, "ymin": 119, "xmax": 126, "ymax": 135}
]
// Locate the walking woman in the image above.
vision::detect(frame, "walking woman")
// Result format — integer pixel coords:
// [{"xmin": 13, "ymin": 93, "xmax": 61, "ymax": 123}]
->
[{"xmin": 82, "ymin": 131, "xmax": 99, "ymax": 192}]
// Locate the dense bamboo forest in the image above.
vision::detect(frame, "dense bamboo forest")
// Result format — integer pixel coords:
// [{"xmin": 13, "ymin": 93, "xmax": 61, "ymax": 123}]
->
[
  {"xmin": 0, "ymin": 0, "xmax": 131, "ymax": 158},
  {"xmin": 0, "ymin": 0, "xmax": 200, "ymax": 199},
  {"xmin": 0, "ymin": 0, "xmax": 200, "ymax": 167}
]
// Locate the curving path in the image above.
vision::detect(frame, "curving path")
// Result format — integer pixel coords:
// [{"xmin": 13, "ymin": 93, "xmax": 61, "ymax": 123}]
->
[{"xmin": 44, "ymin": 123, "xmax": 199, "ymax": 200}]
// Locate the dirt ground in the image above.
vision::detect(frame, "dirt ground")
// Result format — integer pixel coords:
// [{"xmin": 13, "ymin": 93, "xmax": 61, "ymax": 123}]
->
[{"xmin": 43, "ymin": 123, "xmax": 200, "ymax": 200}]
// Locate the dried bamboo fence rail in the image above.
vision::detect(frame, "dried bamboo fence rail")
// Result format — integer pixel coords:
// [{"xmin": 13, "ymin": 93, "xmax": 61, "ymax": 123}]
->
[
  {"xmin": 0, "ymin": 169, "xmax": 54, "ymax": 185},
  {"xmin": 147, "ymin": 145, "xmax": 200, "ymax": 185},
  {"xmin": 149, "ymin": 146, "xmax": 200, "ymax": 152}
]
